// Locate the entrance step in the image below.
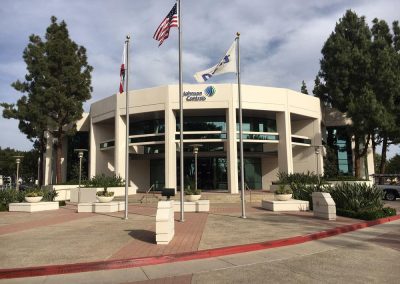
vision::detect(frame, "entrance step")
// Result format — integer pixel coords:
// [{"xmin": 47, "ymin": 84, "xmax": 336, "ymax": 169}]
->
[{"xmin": 117, "ymin": 191, "xmax": 274, "ymax": 204}]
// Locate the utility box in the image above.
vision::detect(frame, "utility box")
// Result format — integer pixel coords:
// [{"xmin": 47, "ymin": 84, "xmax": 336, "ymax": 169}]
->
[{"xmin": 312, "ymin": 192, "xmax": 336, "ymax": 220}]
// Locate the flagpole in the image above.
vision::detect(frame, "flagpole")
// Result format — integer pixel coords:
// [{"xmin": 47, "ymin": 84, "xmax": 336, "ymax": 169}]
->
[
  {"xmin": 178, "ymin": 0, "xmax": 184, "ymax": 222},
  {"xmin": 236, "ymin": 32, "xmax": 246, "ymax": 219},
  {"xmin": 124, "ymin": 35, "xmax": 130, "ymax": 220}
]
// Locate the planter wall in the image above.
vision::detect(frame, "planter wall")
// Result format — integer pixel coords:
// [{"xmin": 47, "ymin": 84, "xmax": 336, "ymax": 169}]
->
[
  {"xmin": 48, "ymin": 186, "xmax": 137, "ymax": 201},
  {"xmin": 70, "ymin": 188, "xmax": 97, "ymax": 203},
  {"xmin": 327, "ymin": 180, "xmax": 373, "ymax": 186}
]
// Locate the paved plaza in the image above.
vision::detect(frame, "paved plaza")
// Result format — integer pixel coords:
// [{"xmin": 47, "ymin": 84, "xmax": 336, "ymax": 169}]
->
[{"xmin": 0, "ymin": 195, "xmax": 399, "ymax": 283}]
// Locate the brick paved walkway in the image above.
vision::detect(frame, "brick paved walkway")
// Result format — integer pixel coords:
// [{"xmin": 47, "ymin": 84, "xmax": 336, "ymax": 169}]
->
[
  {"xmin": 0, "ymin": 205, "xmax": 95, "ymax": 235},
  {"xmin": 109, "ymin": 212, "xmax": 208, "ymax": 259}
]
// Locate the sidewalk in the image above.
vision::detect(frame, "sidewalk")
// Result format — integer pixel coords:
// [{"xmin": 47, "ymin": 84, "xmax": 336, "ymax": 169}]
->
[{"xmin": 0, "ymin": 200, "xmax": 399, "ymax": 283}]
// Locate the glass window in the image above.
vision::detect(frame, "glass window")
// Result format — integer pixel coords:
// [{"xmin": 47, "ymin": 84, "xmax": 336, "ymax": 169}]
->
[
  {"xmin": 130, "ymin": 119, "xmax": 165, "ymax": 135},
  {"xmin": 176, "ymin": 116, "xmax": 226, "ymax": 131},
  {"xmin": 325, "ymin": 126, "xmax": 353, "ymax": 176},
  {"xmin": 237, "ymin": 117, "xmax": 276, "ymax": 132}
]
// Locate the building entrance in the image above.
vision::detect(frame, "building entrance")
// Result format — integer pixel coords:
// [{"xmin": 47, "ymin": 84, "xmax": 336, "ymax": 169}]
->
[{"xmin": 179, "ymin": 157, "xmax": 228, "ymax": 190}]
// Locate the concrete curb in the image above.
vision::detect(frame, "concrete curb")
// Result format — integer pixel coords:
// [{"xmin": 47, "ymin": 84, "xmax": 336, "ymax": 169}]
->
[{"xmin": 1, "ymin": 214, "xmax": 399, "ymax": 280}]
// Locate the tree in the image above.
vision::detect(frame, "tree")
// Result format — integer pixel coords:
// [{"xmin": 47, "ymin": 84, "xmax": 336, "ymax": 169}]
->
[
  {"xmin": 1, "ymin": 34, "xmax": 49, "ymax": 185},
  {"xmin": 313, "ymin": 10, "xmax": 399, "ymax": 177},
  {"xmin": 300, "ymin": 80, "xmax": 309, "ymax": 94},
  {"xmin": 0, "ymin": 147, "xmax": 38, "ymax": 183},
  {"xmin": 386, "ymin": 154, "xmax": 400, "ymax": 173},
  {"xmin": 370, "ymin": 19, "xmax": 400, "ymax": 174},
  {"xmin": 1, "ymin": 16, "xmax": 92, "ymax": 184}
]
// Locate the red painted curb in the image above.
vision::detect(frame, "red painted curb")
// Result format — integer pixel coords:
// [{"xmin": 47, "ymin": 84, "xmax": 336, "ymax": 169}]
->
[{"xmin": 1, "ymin": 214, "xmax": 399, "ymax": 279}]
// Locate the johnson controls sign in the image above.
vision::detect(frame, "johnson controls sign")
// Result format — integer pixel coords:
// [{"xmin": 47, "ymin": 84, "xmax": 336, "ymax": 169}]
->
[{"xmin": 183, "ymin": 86, "xmax": 216, "ymax": 101}]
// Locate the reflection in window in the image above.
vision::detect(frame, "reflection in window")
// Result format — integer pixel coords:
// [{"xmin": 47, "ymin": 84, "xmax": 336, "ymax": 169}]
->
[
  {"xmin": 176, "ymin": 116, "xmax": 226, "ymax": 131},
  {"xmin": 325, "ymin": 127, "xmax": 353, "ymax": 176},
  {"xmin": 237, "ymin": 117, "xmax": 276, "ymax": 132}
]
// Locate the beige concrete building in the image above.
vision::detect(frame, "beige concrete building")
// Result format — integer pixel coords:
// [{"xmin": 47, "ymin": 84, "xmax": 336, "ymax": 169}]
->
[{"xmin": 44, "ymin": 84, "xmax": 324, "ymax": 193}]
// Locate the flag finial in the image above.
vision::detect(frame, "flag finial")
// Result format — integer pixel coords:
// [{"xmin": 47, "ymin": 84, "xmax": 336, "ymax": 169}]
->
[{"xmin": 236, "ymin": 32, "xmax": 240, "ymax": 37}]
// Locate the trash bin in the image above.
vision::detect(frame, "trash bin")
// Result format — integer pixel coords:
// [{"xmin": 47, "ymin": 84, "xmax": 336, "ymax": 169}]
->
[{"xmin": 162, "ymin": 188, "xmax": 175, "ymax": 200}]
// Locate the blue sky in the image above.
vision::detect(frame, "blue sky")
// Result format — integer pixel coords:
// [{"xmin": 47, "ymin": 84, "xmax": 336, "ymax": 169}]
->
[{"xmin": 0, "ymin": 0, "xmax": 399, "ymax": 158}]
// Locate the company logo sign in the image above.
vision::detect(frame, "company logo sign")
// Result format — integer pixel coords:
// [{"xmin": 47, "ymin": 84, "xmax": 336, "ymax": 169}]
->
[
  {"xmin": 183, "ymin": 86, "xmax": 216, "ymax": 101},
  {"xmin": 204, "ymin": 86, "xmax": 216, "ymax": 97}
]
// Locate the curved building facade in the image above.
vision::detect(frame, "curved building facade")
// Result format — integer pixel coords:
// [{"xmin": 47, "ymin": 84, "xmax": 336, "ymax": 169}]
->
[{"xmin": 45, "ymin": 84, "xmax": 323, "ymax": 193}]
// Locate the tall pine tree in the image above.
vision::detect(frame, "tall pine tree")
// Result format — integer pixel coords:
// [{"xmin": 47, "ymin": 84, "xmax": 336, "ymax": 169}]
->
[{"xmin": 1, "ymin": 16, "xmax": 92, "ymax": 184}]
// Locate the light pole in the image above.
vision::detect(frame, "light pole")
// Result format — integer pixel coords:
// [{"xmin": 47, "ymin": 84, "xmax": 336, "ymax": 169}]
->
[
  {"xmin": 190, "ymin": 144, "xmax": 202, "ymax": 192},
  {"xmin": 74, "ymin": 149, "xmax": 87, "ymax": 203},
  {"xmin": 13, "ymin": 156, "xmax": 23, "ymax": 191}
]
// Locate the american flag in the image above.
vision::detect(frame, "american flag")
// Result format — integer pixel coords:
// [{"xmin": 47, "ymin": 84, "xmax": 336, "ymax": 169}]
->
[{"xmin": 153, "ymin": 3, "xmax": 178, "ymax": 46}]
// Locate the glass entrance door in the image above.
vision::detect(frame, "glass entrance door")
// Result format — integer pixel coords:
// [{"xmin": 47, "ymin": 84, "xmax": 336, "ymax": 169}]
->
[{"xmin": 178, "ymin": 157, "xmax": 228, "ymax": 190}]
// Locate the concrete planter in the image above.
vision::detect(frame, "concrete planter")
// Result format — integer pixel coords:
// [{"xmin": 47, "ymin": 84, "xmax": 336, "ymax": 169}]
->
[
  {"xmin": 70, "ymin": 188, "xmax": 97, "ymax": 203},
  {"xmin": 275, "ymin": 194, "xmax": 292, "ymax": 201},
  {"xmin": 24, "ymin": 196, "xmax": 43, "ymax": 203},
  {"xmin": 185, "ymin": 194, "xmax": 201, "ymax": 202},
  {"xmin": 96, "ymin": 195, "xmax": 114, "ymax": 203}
]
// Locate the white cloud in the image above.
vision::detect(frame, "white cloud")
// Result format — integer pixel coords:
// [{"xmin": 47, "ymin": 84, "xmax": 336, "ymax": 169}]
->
[{"xmin": 0, "ymin": 0, "xmax": 399, "ymax": 158}]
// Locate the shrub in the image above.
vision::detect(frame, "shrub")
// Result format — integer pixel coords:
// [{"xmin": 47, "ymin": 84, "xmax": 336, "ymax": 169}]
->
[
  {"xmin": 290, "ymin": 182, "xmax": 331, "ymax": 210},
  {"xmin": 337, "ymin": 207, "xmax": 396, "ymax": 220},
  {"xmin": 275, "ymin": 184, "xmax": 293, "ymax": 195},
  {"xmin": 0, "ymin": 189, "xmax": 25, "ymax": 211},
  {"xmin": 329, "ymin": 183, "xmax": 384, "ymax": 212},
  {"xmin": 184, "ymin": 187, "xmax": 201, "ymax": 195},
  {"xmin": 43, "ymin": 188, "xmax": 58, "ymax": 201},
  {"xmin": 96, "ymin": 190, "xmax": 114, "ymax": 197},
  {"xmin": 83, "ymin": 174, "xmax": 125, "ymax": 190},
  {"xmin": 24, "ymin": 188, "xmax": 58, "ymax": 201},
  {"xmin": 25, "ymin": 190, "xmax": 43, "ymax": 197}
]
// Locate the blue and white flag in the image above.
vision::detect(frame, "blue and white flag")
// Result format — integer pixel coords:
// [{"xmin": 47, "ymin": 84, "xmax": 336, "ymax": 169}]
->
[{"xmin": 194, "ymin": 41, "xmax": 237, "ymax": 83}]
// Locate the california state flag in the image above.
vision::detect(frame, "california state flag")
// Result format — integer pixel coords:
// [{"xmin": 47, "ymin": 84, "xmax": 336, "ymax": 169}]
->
[{"xmin": 119, "ymin": 45, "xmax": 126, "ymax": 93}]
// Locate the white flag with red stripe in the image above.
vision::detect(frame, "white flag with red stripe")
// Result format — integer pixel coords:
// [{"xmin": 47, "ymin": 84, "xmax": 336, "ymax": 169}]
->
[{"xmin": 119, "ymin": 45, "xmax": 126, "ymax": 93}]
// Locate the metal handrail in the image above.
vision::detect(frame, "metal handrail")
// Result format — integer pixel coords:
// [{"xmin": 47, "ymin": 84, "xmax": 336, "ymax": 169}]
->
[
  {"xmin": 245, "ymin": 183, "xmax": 252, "ymax": 204},
  {"xmin": 139, "ymin": 184, "xmax": 156, "ymax": 203}
]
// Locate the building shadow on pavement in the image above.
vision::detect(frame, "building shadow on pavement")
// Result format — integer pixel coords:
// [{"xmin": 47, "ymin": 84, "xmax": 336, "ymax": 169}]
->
[{"xmin": 126, "ymin": 229, "xmax": 155, "ymax": 244}]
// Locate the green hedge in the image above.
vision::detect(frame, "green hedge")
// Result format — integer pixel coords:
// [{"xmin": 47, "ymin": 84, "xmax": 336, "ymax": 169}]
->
[
  {"xmin": 287, "ymin": 174, "xmax": 397, "ymax": 220},
  {"xmin": 337, "ymin": 207, "xmax": 397, "ymax": 220}
]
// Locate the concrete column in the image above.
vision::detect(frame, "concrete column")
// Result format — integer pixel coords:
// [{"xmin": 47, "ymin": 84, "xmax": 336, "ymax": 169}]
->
[
  {"xmin": 276, "ymin": 111, "xmax": 293, "ymax": 174},
  {"xmin": 314, "ymin": 118, "xmax": 324, "ymax": 176},
  {"xmin": 226, "ymin": 107, "xmax": 239, "ymax": 194},
  {"xmin": 89, "ymin": 117, "xmax": 96, "ymax": 178},
  {"xmin": 366, "ymin": 144, "xmax": 375, "ymax": 180},
  {"xmin": 61, "ymin": 136, "xmax": 68, "ymax": 183},
  {"xmin": 43, "ymin": 131, "xmax": 53, "ymax": 185},
  {"xmin": 165, "ymin": 106, "xmax": 177, "ymax": 189}
]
